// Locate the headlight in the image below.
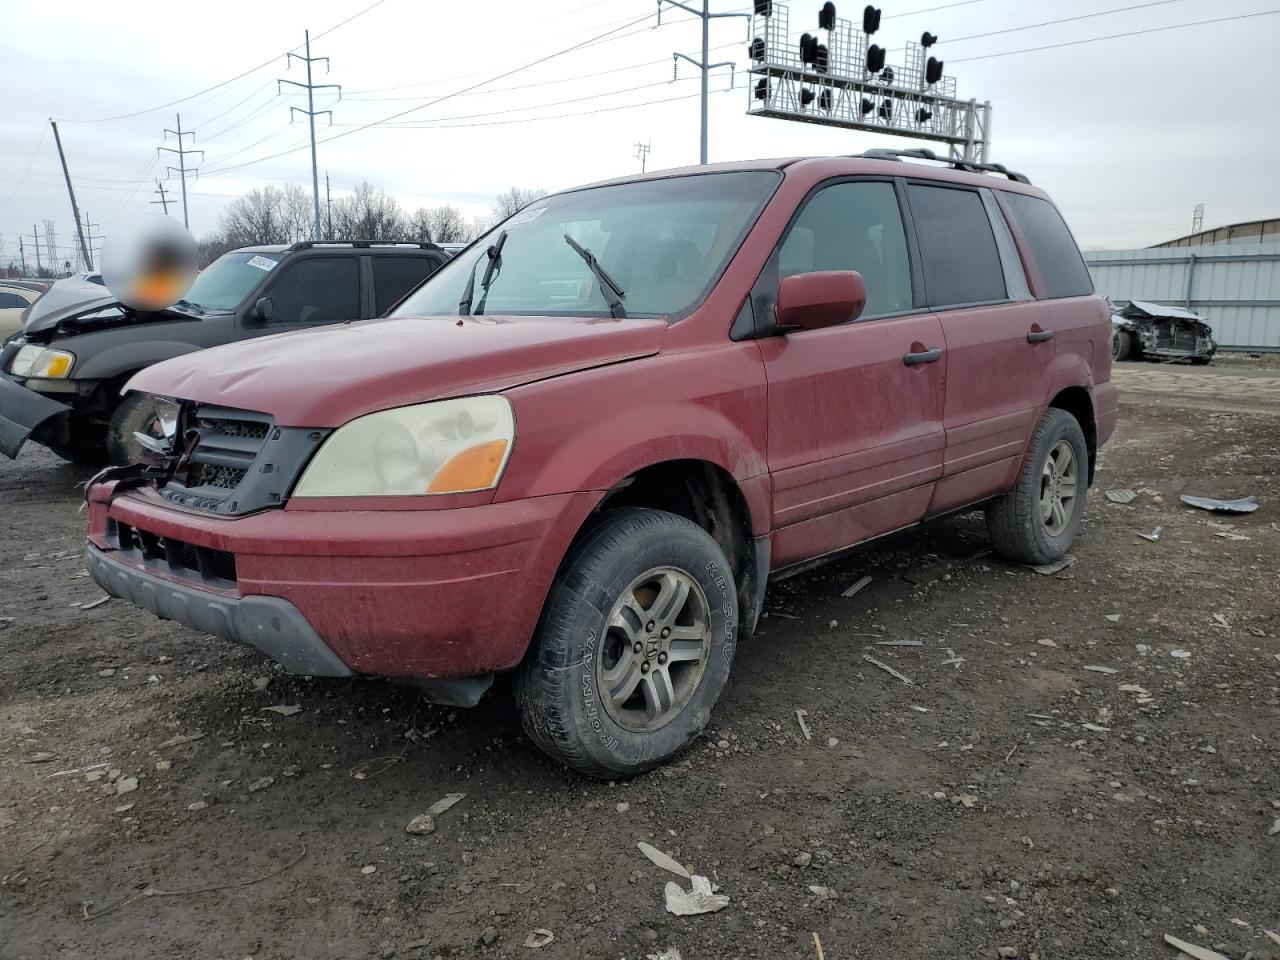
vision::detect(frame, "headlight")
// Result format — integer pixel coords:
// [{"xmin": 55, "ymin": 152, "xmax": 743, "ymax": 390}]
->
[
  {"xmin": 293, "ymin": 395, "xmax": 515, "ymax": 497},
  {"xmin": 10, "ymin": 345, "xmax": 75, "ymax": 379}
]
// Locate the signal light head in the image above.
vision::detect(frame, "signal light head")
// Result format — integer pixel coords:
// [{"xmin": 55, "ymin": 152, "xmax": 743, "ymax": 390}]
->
[
  {"xmin": 860, "ymin": 96, "xmax": 874, "ymax": 115},
  {"xmin": 819, "ymin": 90, "xmax": 832, "ymax": 111},
  {"xmin": 800, "ymin": 87, "xmax": 816, "ymax": 106},
  {"xmin": 881, "ymin": 65, "xmax": 894, "ymax": 84},
  {"xmin": 863, "ymin": 4, "xmax": 881, "ymax": 34},
  {"xmin": 800, "ymin": 32, "xmax": 818, "ymax": 64},
  {"xmin": 925, "ymin": 56, "xmax": 944, "ymax": 85},
  {"xmin": 754, "ymin": 78, "xmax": 769, "ymax": 100},
  {"xmin": 877, "ymin": 98, "xmax": 892, "ymax": 120},
  {"xmin": 865, "ymin": 43, "xmax": 885, "ymax": 73},
  {"xmin": 921, "ymin": 31, "xmax": 938, "ymax": 48},
  {"xmin": 819, "ymin": 1, "xmax": 836, "ymax": 30},
  {"xmin": 750, "ymin": 37, "xmax": 765, "ymax": 60},
  {"xmin": 754, "ymin": 0, "xmax": 772, "ymax": 15},
  {"xmin": 816, "ymin": 43, "xmax": 829, "ymax": 73},
  {"xmin": 916, "ymin": 107, "xmax": 932, "ymax": 124}
]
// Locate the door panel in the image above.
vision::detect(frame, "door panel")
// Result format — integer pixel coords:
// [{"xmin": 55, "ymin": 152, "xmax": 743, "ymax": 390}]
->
[{"xmin": 761, "ymin": 312, "xmax": 947, "ymax": 566}]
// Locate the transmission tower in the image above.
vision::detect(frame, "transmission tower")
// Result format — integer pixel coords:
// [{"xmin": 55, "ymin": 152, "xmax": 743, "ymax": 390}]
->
[
  {"xmin": 151, "ymin": 180, "xmax": 173, "ymax": 215},
  {"xmin": 634, "ymin": 141, "xmax": 652, "ymax": 172},
  {"xmin": 280, "ymin": 31, "xmax": 341, "ymax": 241},
  {"xmin": 660, "ymin": 0, "xmax": 748, "ymax": 164},
  {"xmin": 1192, "ymin": 203, "xmax": 1204, "ymax": 234},
  {"xmin": 158, "ymin": 114, "xmax": 203, "ymax": 229}
]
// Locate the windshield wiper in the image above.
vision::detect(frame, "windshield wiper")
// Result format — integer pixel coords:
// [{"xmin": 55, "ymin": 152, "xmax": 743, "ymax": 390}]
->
[
  {"xmin": 563, "ymin": 235, "xmax": 626, "ymax": 318},
  {"xmin": 458, "ymin": 230, "xmax": 508, "ymax": 316},
  {"xmin": 172, "ymin": 298, "xmax": 204, "ymax": 315}
]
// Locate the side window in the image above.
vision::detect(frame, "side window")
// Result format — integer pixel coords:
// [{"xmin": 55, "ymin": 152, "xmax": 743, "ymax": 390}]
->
[
  {"xmin": 267, "ymin": 257, "xmax": 360, "ymax": 325},
  {"xmin": 0, "ymin": 292, "xmax": 29, "ymax": 308},
  {"xmin": 1002, "ymin": 193, "xmax": 1093, "ymax": 299},
  {"xmin": 907, "ymin": 184, "xmax": 1007, "ymax": 307},
  {"xmin": 777, "ymin": 181, "xmax": 912, "ymax": 318},
  {"xmin": 373, "ymin": 256, "xmax": 440, "ymax": 315}
]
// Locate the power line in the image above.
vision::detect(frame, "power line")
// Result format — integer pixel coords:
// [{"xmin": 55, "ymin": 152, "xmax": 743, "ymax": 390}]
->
[
  {"xmin": 200, "ymin": 10, "xmax": 660, "ymax": 177},
  {"xmin": 0, "ymin": 127, "xmax": 48, "ymax": 211},
  {"xmin": 157, "ymin": 115, "xmax": 203, "ymax": 228},
  {"xmin": 661, "ymin": 0, "xmax": 750, "ymax": 164},
  {"xmin": 942, "ymin": 0, "xmax": 1190, "ymax": 45},
  {"xmin": 950, "ymin": 8, "xmax": 1279, "ymax": 62},
  {"xmin": 279, "ymin": 30, "xmax": 341, "ymax": 240},
  {"xmin": 58, "ymin": 0, "xmax": 391, "ymax": 123}
]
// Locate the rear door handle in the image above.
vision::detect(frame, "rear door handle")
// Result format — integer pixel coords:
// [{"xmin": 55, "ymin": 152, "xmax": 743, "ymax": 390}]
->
[
  {"xmin": 1027, "ymin": 329, "xmax": 1053, "ymax": 343},
  {"xmin": 903, "ymin": 347, "xmax": 943, "ymax": 366}
]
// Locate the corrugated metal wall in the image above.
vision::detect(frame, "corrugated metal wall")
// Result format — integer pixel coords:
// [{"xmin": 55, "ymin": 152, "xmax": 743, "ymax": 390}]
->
[{"xmin": 1085, "ymin": 243, "xmax": 1280, "ymax": 351}]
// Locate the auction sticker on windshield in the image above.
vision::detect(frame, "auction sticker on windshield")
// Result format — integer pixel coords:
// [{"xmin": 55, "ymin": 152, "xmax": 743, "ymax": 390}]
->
[
  {"xmin": 247, "ymin": 255, "xmax": 278, "ymax": 271},
  {"xmin": 507, "ymin": 205, "xmax": 548, "ymax": 226}
]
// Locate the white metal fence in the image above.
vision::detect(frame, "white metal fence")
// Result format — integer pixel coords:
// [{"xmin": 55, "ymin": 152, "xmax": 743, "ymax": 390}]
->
[{"xmin": 1085, "ymin": 243, "xmax": 1280, "ymax": 351}]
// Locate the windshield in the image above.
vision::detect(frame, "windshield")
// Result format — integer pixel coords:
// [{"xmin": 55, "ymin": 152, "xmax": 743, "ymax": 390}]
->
[
  {"xmin": 394, "ymin": 171, "xmax": 779, "ymax": 320},
  {"xmin": 185, "ymin": 251, "xmax": 281, "ymax": 311}
]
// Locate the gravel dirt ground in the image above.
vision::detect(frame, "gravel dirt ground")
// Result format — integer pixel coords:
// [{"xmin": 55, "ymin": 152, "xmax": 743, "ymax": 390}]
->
[{"xmin": 2, "ymin": 362, "xmax": 1278, "ymax": 960}]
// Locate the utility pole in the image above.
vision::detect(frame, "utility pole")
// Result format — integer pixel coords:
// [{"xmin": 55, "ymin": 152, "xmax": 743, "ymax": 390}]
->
[
  {"xmin": 325, "ymin": 171, "xmax": 333, "ymax": 240},
  {"xmin": 634, "ymin": 141, "xmax": 651, "ymax": 173},
  {"xmin": 19, "ymin": 237, "xmax": 27, "ymax": 275},
  {"xmin": 151, "ymin": 179, "xmax": 172, "ymax": 215},
  {"xmin": 280, "ymin": 31, "xmax": 341, "ymax": 241},
  {"xmin": 49, "ymin": 120, "xmax": 93, "ymax": 271},
  {"xmin": 27, "ymin": 225, "xmax": 42, "ymax": 276},
  {"xmin": 659, "ymin": 0, "xmax": 747, "ymax": 164},
  {"xmin": 81, "ymin": 213, "xmax": 100, "ymax": 272},
  {"xmin": 158, "ymin": 114, "xmax": 203, "ymax": 230}
]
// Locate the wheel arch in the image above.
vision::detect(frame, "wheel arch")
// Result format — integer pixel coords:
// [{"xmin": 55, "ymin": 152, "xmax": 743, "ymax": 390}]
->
[{"xmin": 1047, "ymin": 385, "xmax": 1097, "ymax": 485}]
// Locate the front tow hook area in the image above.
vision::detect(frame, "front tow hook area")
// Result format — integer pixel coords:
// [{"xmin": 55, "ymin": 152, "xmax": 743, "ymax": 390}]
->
[{"xmin": 0, "ymin": 376, "xmax": 71, "ymax": 459}]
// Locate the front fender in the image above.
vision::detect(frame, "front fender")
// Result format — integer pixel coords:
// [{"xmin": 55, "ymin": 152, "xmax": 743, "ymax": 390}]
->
[
  {"xmin": 0, "ymin": 375, "xmax": 71, "ymax": 458},
  {"xmin": 73, "ymin": 340, "xmax": 204, "ymax": 384}
]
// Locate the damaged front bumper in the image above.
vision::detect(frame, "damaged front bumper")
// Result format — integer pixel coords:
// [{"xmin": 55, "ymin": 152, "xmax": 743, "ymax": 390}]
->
[{"xmin": 0, "ymin": 373, "xmax": 71, "ymax": 459}]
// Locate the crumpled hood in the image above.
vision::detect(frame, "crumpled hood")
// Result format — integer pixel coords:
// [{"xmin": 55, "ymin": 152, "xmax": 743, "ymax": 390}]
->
[
  {"xmin": 128, "ymin": 313, "xmax": 667, "ymax": 426},
  {"xmin": 23, "ymin": 290, "xmax": 198, "ymax": 336}
]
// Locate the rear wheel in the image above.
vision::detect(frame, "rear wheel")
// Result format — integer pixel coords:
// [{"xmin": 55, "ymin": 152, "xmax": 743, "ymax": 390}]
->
[
  {"xmin": 1112, "ymin": 329, "xmax": 1132, "ymax": 362},
  {"xmin": 515, "ymin": 508, "xmax": 738, "ymax": 779},
  {"xmin": 986, "ymin": 408, "xmax": 1089, "ymax": 565}
]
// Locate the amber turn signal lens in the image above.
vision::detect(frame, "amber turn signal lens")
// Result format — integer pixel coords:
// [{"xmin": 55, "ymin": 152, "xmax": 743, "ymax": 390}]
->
[{"xmin": 426, "ymin": 439, "xmax": 510, "ymax": 493}]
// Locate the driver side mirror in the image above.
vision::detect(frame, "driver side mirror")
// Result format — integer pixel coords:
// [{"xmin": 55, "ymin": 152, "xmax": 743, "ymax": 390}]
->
[
  {"xmin": 775, "ymin": 270, "xmax": 867, "ymax": 331},
  {"xmin": 252, "ymin": 296, "xmax": 273, "ymax": 322}
]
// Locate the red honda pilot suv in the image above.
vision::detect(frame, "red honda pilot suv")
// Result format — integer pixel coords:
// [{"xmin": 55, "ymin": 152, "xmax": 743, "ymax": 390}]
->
[{"xmin": 84, "ymin": 150, "xmax": 1118, "ymax": 778}]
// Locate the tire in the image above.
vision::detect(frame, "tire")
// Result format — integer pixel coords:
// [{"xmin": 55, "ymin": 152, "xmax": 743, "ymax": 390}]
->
[
  {"xmin": 46, "ymin": 421, "xmax": 108, "ymax": 466},
  {"xmin": 985, "ymin": 408, "xmax": 1089, "ymax": 566},
  {"xmin": 1112, "ymin": 329, "xmax": 1132, "ymax": 362},
  {"xmin": 105, "ymin": 392, "xmax": 162, "ymax": 466},
  {"xmin": 515, "ymin": 508, "xmax": 738, "ymax": 779}
]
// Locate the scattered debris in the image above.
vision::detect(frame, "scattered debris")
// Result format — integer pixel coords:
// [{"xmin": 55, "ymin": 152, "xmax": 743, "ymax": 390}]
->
[
  {"xmin": 1263, "ymin": 930, "xmax": 1280, "ymax": 947},
  {"xmin": 1081, "ymin": 723, "xmax": 1111, "ymax": 733},
  {"xmin": 405, "ymin": 814, "xmax": 435, "ymax": 835},
  {"xmin": 793, "ymin": 851, "xmax": 812, "ymax": 867},
  {"xmin": 23, "ymin": 752, "xmax": 57, "ymax": 763},
  {"xmin": 361, "ymin": 865, "xmax": 377, "ymax": 875},
  {"xmin": 646, "ymin": 949, "xmax": 683, "ymax": 960},
  {"xmin": 795, "ymin": 709, "xmax": 812, "ymax": 741},
  {"xmin": 941, "ymin": 649, "xmax": 966, "ymax": 669},
  {"xmin": 158, "ymin": 733, "xmax": 205, "ymax": 749},
  {"xmin": 664, "ymin": 875, "xmax": 729, "ymax": 916},
  {"xmin": 79, "ymin": 596, "xmax": 111, "ymax": 611},
  {"xmin": 1106, "ymin": 489, "xmax": 1137, "ymax": 504},
  {"xmin": 1170, "ymin": 650, "xmax": 1192, "ymax": 659},
  {"xmin": 1161, "ymin": 933, "xmax": 1232, "ymax": 960},
  {"xmin": 1180, "ymin": 494, "xmax": 1259, "ymax": 514},
  {"xmin": 1105, "ymin": 614, "xmax": 1121, "ymax": 623},
  {"xmin": 247, "ymin": 776, "xmax": 274, "ymax": 793},
  {"xmin": 862, "ymin": 654, "xmax": 914, "ymax": 685},
  {"xmin": 260, "ymin": 705, "xmax": 302, "ymax": 717},
  {"xmin": 637, "ymin": 841, "xmax": 691, "ymax": 880},
  {"xmin": 426, "ymin": 792, "xmax": 466, "ymax": 817},
  {"xmin": 1211, "ymin": 613, "xmax": 1230, "ymax": 629},
  {"xmin": 808, "ymin": 885, "xmax": 838, "ymax": 901},
  {"xmin": 1036, "ymin": 638, "xmax": 1058, "ymax": 648},
  {"xmin": 1030, "ymin": 555, "xmax": 1076, "ymax": 575},
  {"xmin": 616, "ymin": 801, "xmax": 631, "ymax": 814},
  {"xmin": 875, "ymin": 639, "xmax": 923, "ymax": 646},
  {"xmin": 252, "ymin": 677, "xmax": 271, "ymax": 692},
  {"xmin": 840, "ymin": 575, "xmax": 873, "ymax": 598},
  {"xmin": 187, "ymin": 801, "xmax": 208, "ymax": 812},
  {"xmin": 1137, "ymin": 527, "xmax": 1163, "ymax": 542},
  {"xmin": 909, "ymin": 705, "xmax": 931, "ymax": 713},
  {"xmin": 951, "ymin": 794, "xmax": 978, "ymax": 808},
  {"xmin": 1084, "ymin": 665, "xmax": 1119, "ymax": 674},
  {"xmin": 47, "ymin": 762, "xmax": 109, "ymax": 779},
  {"xmin": 115, "ymin": 776, "xmax": 138, "ymax": 795},
  {"xmin": 813, "ymin": 932, "xmax": 826, "ymax": 960},
  {"xmin": 1269, "ymin": 818, "xmax": 1280, "ymax": 837},
  {"xmin": 523, "ymin": 929, "xmax": 554, "ymax": 949}
]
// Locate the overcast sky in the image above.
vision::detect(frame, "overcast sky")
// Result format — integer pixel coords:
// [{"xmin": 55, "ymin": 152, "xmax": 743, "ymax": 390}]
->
[{"xmin": 2, "ymin": 0, "xmax": 1278, "ymax": 268}]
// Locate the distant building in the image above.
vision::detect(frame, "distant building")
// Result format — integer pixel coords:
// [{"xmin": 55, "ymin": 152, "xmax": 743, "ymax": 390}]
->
[{"xmin": 1152, "ymin": 216, "xmax": 1280, "ymax": 249}]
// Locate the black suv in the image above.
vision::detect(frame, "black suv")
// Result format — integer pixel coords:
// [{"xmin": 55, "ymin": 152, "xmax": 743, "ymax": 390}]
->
[{"xmin": 0, "ymin": 241, "xmax": 448, "ymax": 465}]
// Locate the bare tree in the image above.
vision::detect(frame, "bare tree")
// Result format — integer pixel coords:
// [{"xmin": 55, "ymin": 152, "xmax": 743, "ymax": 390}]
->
[
  {"xmin": 278, "ymin": 183, "xmax": 315, "ymax": 243},
  {"xmin": 491, "ymin": 186, "xmax": 548, "ymax": 222},
  {"xmin": 407, "ymin": 208, "xmax": 434, "ymax": 243},
  {"xmin": 330, "ymin": 181, "xmax": 408, "ymax": 240},
  {"xmin": 423, "ymin": 205, "xmax": 467, "ymax": 243}
]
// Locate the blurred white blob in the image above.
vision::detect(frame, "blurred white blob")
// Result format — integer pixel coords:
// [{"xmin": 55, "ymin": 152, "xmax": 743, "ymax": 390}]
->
[{"xmin": 101, "ymin": 214, "xmax": 198, "ymax": 310}]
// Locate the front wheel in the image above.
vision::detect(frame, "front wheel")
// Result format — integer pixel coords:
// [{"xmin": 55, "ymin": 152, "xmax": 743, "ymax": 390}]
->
[
  {"xmin": 105, "ymin": 392, "xmax": 165, "ymax": 466},
  {"xmin": 986, "ymin": 408, "xmax": 1089, "ymax": 565},
  {"xmin": 1112, "ymin": 329, "xmax": 1132, "ymax": 362},
  {"xmin": 515, "ymin": 508, "xmax": 738, "ymax": 779}
]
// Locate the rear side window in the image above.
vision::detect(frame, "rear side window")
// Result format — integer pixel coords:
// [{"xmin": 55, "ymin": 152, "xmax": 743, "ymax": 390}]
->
[
  {"xmin": 1002, "ymin": 193, "xmax": 1093, "ymax": 298},
  {"xmin": 373, "ymin": 256, "xmax": 439, "ymax": 315},
  {"xmin": 907, "ymin": 184, "xmax": 1007, "ymax": 307},
  {"xmin": 0, "ymin": 291, "xmax": 29, "ymax": 308},
  {"xmin": 777, "ymin": 180, "xmax": 912, "ymax": 318}
]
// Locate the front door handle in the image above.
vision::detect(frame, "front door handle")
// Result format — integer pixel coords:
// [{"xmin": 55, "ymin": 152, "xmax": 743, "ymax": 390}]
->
[
  {"xmin": 903, "ymin": 347, "xmax": 943, "ymax": 366},
  {"xmin": 1027, "ymin": 328, "xmax": 1054, "ymax": 343}
]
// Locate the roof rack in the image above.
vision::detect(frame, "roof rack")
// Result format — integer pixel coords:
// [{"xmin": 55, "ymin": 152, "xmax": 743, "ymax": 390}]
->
[
  {"xmin": 286, "ymin": 240, "xmax": 444, "ymax": 252},
  {"xmin": 856, "ymin": 148, "xmax": 1030, "ymax": 184}
]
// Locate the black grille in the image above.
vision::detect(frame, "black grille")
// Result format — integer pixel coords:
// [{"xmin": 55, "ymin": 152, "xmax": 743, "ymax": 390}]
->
[
  {"xmin": 107, "ymin": 518, "xmax": 237, "ymax": 588},
  {"xmin": 157, "ymin": 403, "xmax": 330, "ymax": 517}
]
